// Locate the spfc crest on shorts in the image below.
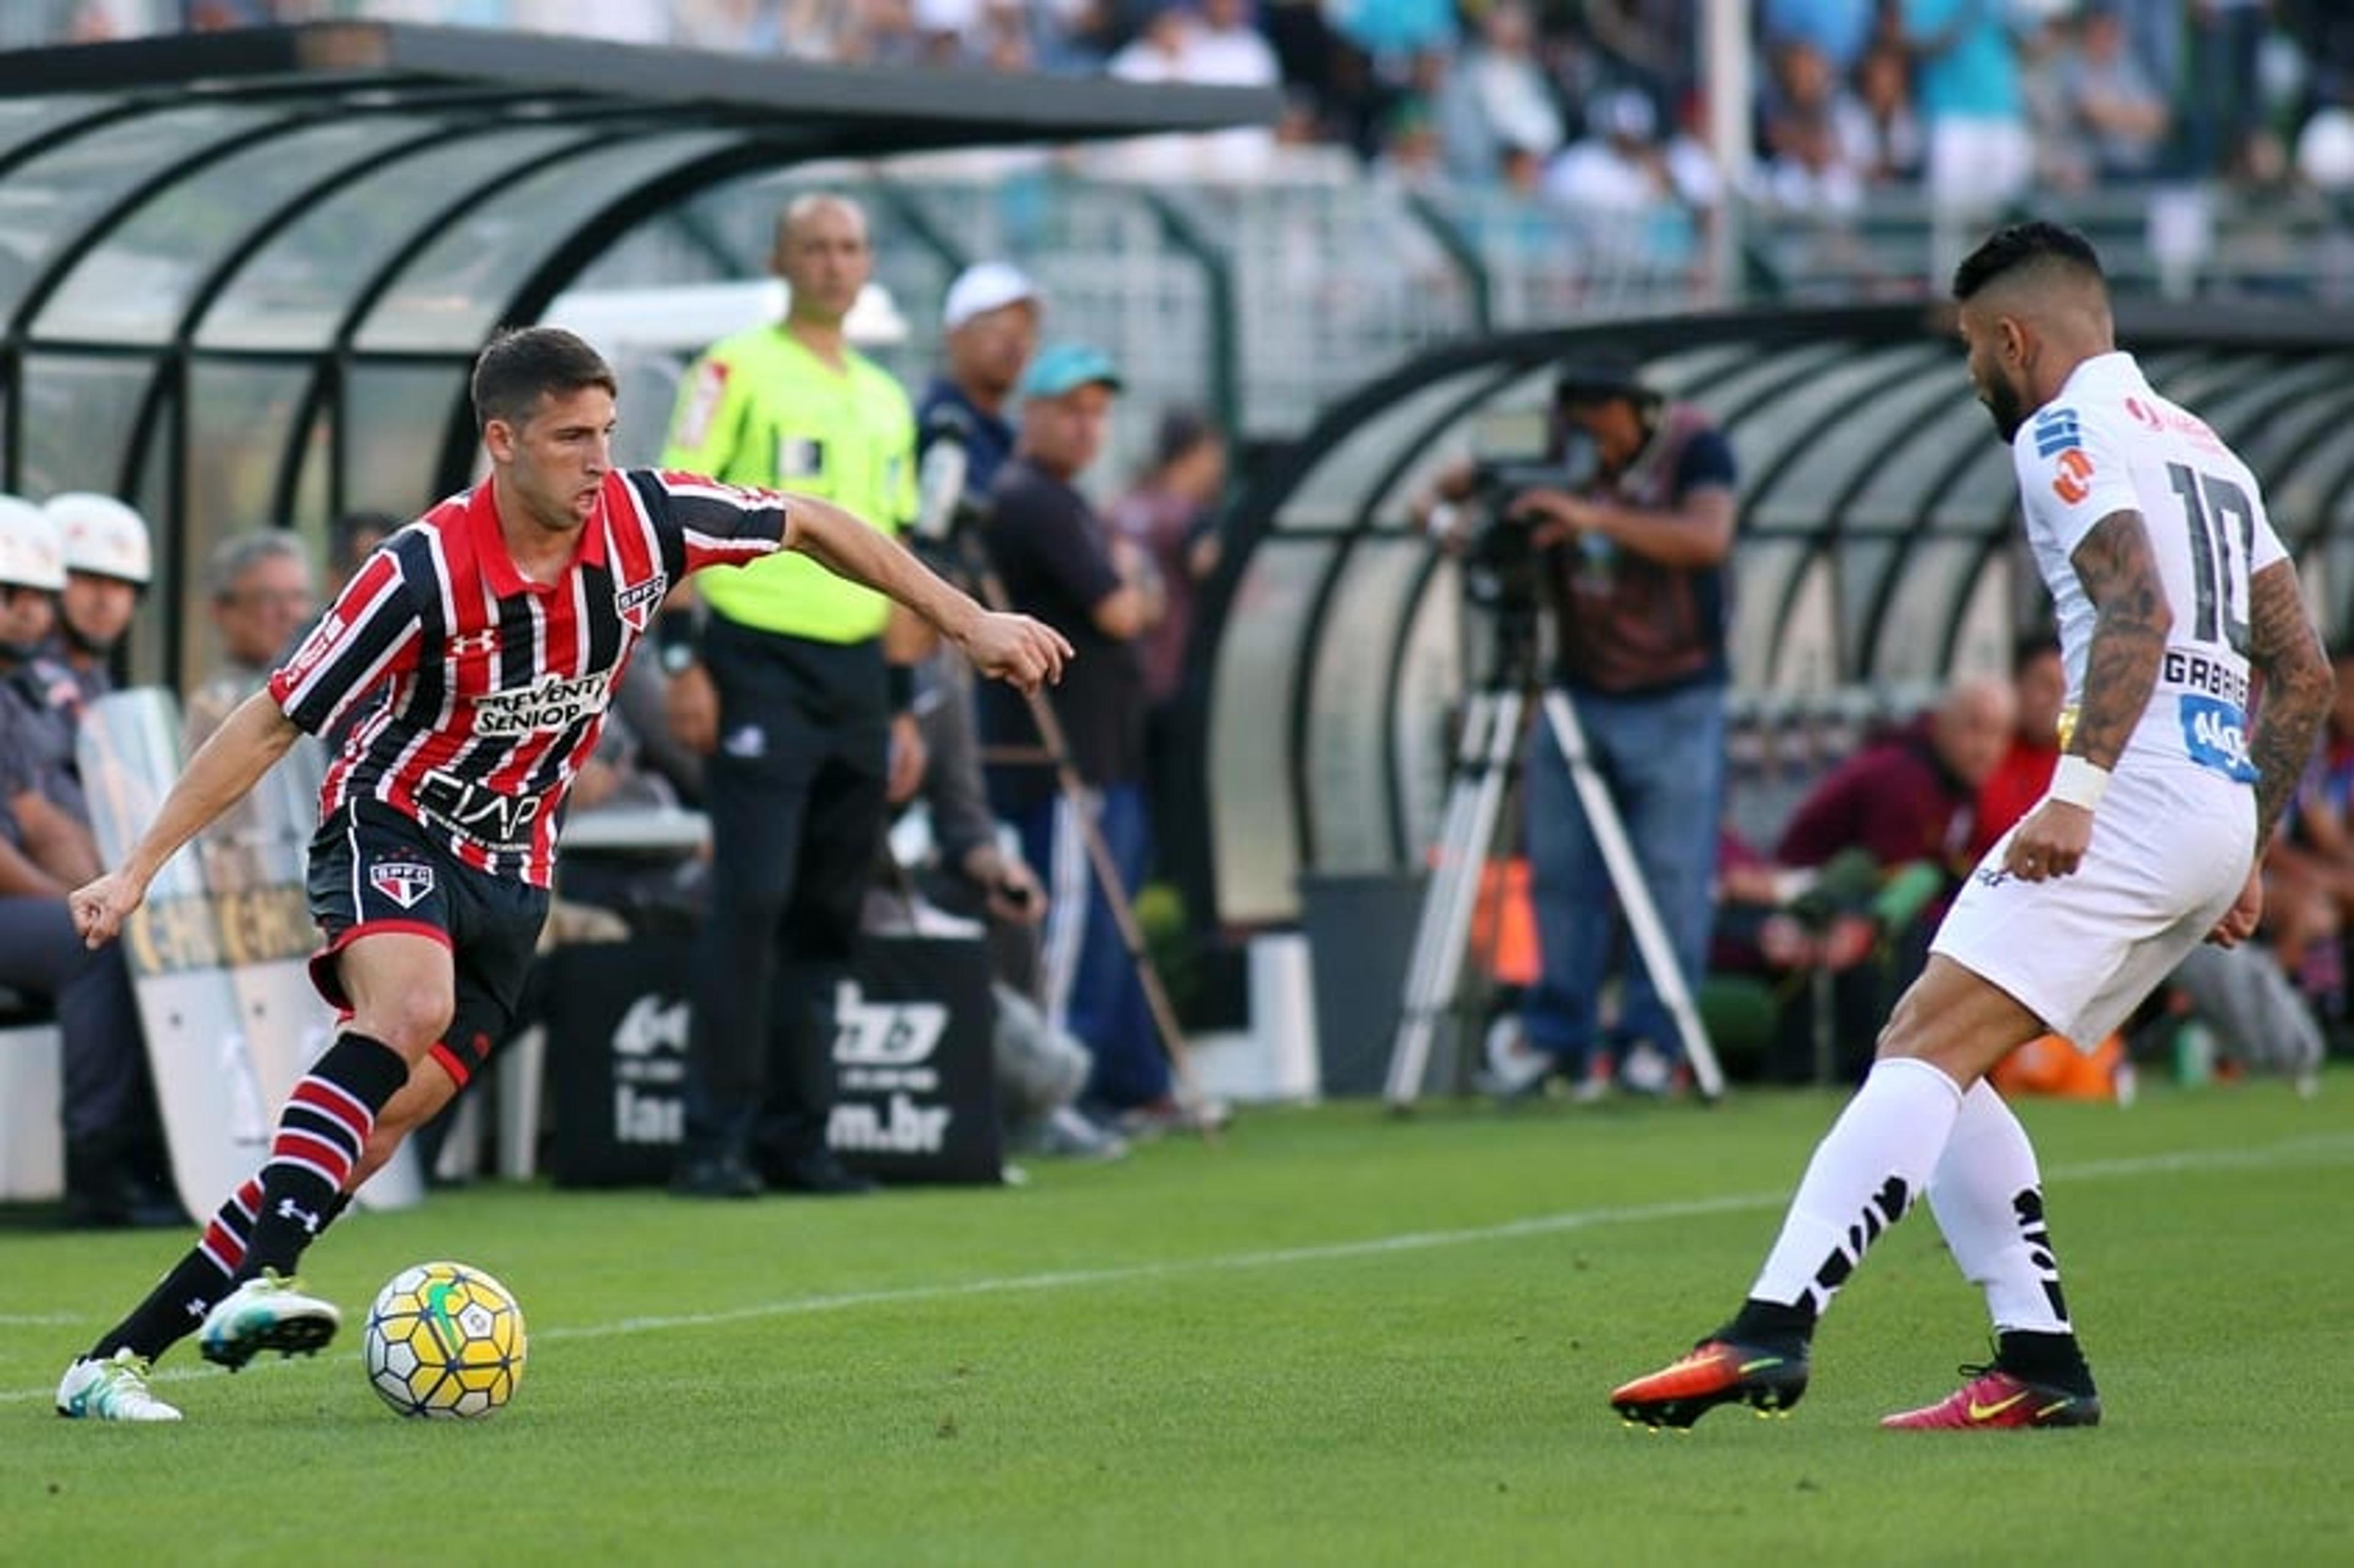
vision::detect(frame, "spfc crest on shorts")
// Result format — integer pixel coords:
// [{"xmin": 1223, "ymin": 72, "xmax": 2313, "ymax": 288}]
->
[{"xmin": 369, "ymin": 859, "xmax": 436, "ymax": 910}]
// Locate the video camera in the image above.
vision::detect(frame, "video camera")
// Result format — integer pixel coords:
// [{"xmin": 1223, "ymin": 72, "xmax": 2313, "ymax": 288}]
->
[{"xmin": 1451, "ymin": 409, "xmax": 1602, "ymax": 611}]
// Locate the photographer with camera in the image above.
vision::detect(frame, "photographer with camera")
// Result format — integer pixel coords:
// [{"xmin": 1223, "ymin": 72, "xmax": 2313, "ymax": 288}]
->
[{"xmin": 1425, "ymin": 356, "xmax": 1740, "ymax": 1098}]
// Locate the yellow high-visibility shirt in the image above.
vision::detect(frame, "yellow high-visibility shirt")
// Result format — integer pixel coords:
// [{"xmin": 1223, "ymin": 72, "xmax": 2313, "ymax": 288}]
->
[{"xmin": 660, "ymin": 324, "xmax": 915, "ymax": 644}]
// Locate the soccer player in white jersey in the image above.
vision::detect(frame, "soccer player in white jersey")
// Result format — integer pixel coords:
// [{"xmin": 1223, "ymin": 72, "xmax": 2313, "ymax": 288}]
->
[{"xmin": 1610, "ymin": 221, "xmax": 2334, "ymax": 1430}]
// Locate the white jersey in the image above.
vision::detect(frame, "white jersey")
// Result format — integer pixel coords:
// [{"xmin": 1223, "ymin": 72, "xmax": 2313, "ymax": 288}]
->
[{"xmin": 2014, "ymin": 351, "xmax": 2287, "ymax": 785}]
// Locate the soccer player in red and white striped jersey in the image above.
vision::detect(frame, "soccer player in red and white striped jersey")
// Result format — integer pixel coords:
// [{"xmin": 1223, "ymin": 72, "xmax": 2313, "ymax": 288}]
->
[{"xmin": 55, "ymin": 327, "xmax": 1068, "ymax": 1420}]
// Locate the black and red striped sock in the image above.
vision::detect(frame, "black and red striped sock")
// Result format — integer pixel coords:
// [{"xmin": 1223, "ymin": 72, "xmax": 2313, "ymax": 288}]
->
[
  {"xmin": 237, "ymin": 1032, "xmax": 408, "ymax": 1282},
  {"xmin": 89, "ymin": 1183, "xmax": 356, "ymax": 1364}
]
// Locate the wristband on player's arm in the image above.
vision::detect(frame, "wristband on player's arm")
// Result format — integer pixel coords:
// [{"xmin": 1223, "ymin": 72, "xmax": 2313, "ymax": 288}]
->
[
  {"xmin": 653, "ymin": 608, "xmax": 700, "ymax": 676},
  {"xmin": 886, "ymin": 660, "xmax": 916, "ymax": 715},
  {"xmin": 2048, "ymin": 754, "xmax": 2110, "ymax": 813}
]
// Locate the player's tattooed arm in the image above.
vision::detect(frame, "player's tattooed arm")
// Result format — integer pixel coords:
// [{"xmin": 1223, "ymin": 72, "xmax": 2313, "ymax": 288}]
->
[
  {"xmin": 2243, "ymin": 558, "xmax": 2333, "ymax": 846},
  {"xmin": 2066, "ymin": 509, "xmax": 2171, "ymax": 770}
]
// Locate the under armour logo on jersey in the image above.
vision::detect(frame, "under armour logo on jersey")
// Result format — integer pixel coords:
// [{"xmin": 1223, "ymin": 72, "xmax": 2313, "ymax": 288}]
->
[
  {"xmin": 723, "ymin": 723, "xmax": 767, "ymax": 759},
  {"xmin": 448, "ymin": 630, "xmax": 498, "ymax": 659},
  {"xmin": 276, "ymin": 1198, "xmax": 321, "ymax": 1235},
  {"xmin": 370, "ymin": 859, "xmax": 436, "ymax": 910}
]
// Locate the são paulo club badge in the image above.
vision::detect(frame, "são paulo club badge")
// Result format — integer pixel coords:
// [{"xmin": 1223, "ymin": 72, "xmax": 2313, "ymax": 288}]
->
[{"xmin": 370, "ymin": 859, "xmax": 436, "ymax": 911}]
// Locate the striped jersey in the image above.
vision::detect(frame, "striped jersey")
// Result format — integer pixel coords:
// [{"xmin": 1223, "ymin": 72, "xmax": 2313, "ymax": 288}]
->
[{"xmin": 269, "ymin": 468, "xmax": 791, "ymax": 886}]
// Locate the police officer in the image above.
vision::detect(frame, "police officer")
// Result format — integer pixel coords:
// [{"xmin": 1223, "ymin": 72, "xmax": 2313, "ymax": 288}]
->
[
  {"xmin": 0, "ymin": 495, "xmax": 175, "ymax": 1227},
  {"xmin": 44, "ymin": 492, "xmax": 151, "ymax": 705},
  {"xmin": 660, "ymin": 192, "xmax": 924, "ymax": 1198}
]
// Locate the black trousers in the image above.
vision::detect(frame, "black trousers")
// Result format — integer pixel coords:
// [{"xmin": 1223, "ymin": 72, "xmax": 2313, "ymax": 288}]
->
[
  {"xmin": 0, "ymin": 895, "xmax": 154, "ymax": 1148},
  {"xmin": 680, "ymin": 616, "xmax": 889, "ymax": 1168}
]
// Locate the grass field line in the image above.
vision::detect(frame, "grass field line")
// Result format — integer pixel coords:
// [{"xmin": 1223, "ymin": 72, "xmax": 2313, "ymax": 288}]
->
[{"xmin": 6, "ymin": 1128, "xmax": 2348, "ymax": 1407}]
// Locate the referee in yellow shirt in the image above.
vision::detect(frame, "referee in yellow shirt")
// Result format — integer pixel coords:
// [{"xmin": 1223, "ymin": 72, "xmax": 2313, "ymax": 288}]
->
[{"xmin": 660, "ymin": 192, "xmax": 921, "ymax": 1198}]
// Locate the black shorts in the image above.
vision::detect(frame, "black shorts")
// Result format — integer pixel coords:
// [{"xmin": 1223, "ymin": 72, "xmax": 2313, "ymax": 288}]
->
[{"xmin": 306, "ymin": 801, "xmax": 550, "ymax": 1089}]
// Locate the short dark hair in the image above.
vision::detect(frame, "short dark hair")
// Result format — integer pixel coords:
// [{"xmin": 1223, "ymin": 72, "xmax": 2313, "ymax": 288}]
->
[
  {"xmin": 1951, "ymin": 222, "xmax": 2106, "ymax": 302},
  {"xmin": 471, "ymin": 326, "xmax": 617, "ymax": 432}
]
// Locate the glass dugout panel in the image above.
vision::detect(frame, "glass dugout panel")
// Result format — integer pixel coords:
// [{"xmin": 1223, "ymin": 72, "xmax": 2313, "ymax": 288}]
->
[
  {"xmin": 16, "ymin": 351, "xmax": 153, "ymax": 499},
  {"xmin": 0, "ymin": 105, "xmax": 273, "ymax": 325},
  {"xmin": 354, "ymin": 132, "xmax": 737, "ymax": 354},
  {"xmin": 32, "ymin": 117, "xmax": 435, "ymax": 347},
  {"xmin": 1302, "ymin": 536, "xmax": 1430, "ymax": 873},
  {"xmin": 196, "ymin": 127, "xmax": 587, "ymax": 352},
  {"xmin": 1208, "ymin": 538, "xmax": 1330, "ymax": 923},
  {"xmin": 342, "ymin": 362, "xmax": 472, "ymax": 519}
]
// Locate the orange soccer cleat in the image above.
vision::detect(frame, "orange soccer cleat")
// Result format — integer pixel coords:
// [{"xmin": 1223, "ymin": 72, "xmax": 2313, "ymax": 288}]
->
[{"xmin": 1609, "ymin": 1339, "xmax": 1810, "ymax": 1429}]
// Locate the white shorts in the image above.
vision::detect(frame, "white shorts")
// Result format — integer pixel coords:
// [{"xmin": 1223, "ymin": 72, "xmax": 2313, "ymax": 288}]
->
[{"xmin": 1933, "ymin": 760, "xmax": 2255, "ymax": 1049}]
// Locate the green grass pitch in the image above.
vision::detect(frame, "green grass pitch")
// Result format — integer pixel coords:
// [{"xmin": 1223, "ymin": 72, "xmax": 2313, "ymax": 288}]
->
[{"xmin": 4, "ymin": 1075, "xmax": 2348, "ymax": 1564}]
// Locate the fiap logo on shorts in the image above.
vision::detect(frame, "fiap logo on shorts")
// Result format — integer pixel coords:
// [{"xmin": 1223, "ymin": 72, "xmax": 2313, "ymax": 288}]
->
[
  {"xmin": 2051, "ymin": 447, "xmax": 2096, "ymax": 506},
  {"xmin": 369, "ymin": 859, "xmax": 436, "ymax": 910}
]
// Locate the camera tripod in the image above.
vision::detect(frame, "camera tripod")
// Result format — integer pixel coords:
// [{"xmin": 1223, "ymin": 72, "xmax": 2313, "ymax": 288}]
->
[{"xmin": 1382, "ymin": 606, "xmax": 1726, "ymax": 1108}]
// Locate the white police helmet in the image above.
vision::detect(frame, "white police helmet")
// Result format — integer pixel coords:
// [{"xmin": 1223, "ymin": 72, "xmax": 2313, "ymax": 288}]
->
[
  {"xmin": 47, "ymin": 492, "xmax": 153, "ymax": 587},
  {"xmin": 0, "ymin": 493, "xmax": 66, "ymax": 593}
]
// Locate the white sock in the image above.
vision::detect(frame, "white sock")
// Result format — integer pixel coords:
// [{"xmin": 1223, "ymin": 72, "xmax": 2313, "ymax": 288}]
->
[
  {"xmin": 1927, "ymin": 1080, "xmax": 2073, "ymax": 1334},
  {"xmin": 1748, "ymin": 1057, "xmax": 1964, "ymax": 1316}
]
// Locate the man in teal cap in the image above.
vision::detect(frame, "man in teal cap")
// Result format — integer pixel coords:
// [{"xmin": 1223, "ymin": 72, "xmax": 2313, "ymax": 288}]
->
[{"xmin": 977, "ymin": 344, "xmax": 1187, "ymax": 1133}]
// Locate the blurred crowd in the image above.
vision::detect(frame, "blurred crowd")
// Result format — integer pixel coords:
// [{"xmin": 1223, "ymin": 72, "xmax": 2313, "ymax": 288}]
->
[{"xmin": 34, "ymin": 2, "xmax": 2354, "ymax": 211}]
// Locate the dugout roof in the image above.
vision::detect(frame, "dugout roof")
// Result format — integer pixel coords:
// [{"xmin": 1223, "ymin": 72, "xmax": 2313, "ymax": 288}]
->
[
  {"xmin": 0, "ymin": 21, "xmax": 1273, "ymax": 685},
  {"xmin": 1198, "ymin": 302, "xmax": 2354, "ymax": 926}
]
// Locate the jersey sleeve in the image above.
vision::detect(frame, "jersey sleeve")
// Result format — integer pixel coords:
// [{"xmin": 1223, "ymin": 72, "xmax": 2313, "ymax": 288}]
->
[
  {"xmin": 268, "ymin": 549, "xmax": 421, "ymax": 736},
  {"xmin": 2245, "ymin": 467, "xmax": 2289, "ymax": 576},
  {"xmin": 659, "ymin": 351, "xmax": 750, "ymax": 476},
  {"xmin": 2014, "ymin": 402, "xmax": 2140, "ymax": 558},
  {"xmin": 633, "ymin": 469, "xmax": 792, "ymax": 577}
]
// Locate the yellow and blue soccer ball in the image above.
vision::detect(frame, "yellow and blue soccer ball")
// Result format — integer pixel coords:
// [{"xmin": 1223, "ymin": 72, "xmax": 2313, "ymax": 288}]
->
[{"xmin": 362, "ymin": 1261, "xmax": 527, "ymax": 1419}]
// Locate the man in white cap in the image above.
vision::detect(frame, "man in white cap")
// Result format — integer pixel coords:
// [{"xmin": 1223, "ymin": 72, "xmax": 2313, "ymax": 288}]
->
[
  {"xmin": 44, "ymin": 492, "xmax": 151, "ymax": 706},
  {"xmin": 916, "ymin": 261, "xmax": 1042, "ymax": 512}
]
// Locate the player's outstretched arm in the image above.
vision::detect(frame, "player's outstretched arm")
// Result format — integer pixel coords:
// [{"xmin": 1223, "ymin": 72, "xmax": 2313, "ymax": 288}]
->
[
  {"xmin": 70, "ymin": 690, "xmax": 301, "ymax": 948},
  {"xmin": 2005, "ymin": 509, "xmax": 2171, "ymax": 883},
  {"xmin": 783, "ymin": 494, "xmax": 1072, "ymax": 695},
  {"xmin": 2243, "ymin": 559, "xmax": 2333, "ymax": 848}
]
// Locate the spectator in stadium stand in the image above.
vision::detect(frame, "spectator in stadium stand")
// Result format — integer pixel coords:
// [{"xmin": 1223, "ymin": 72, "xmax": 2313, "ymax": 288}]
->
[
  {"xmin": 1896, "ymin": 0, "xmax": 2032, "ymax": 212},
  {"xmin": 42, "ymin": 492, "xmax": 150, "ymax": 707},
  {"xmin": 1851, "ymin": 41, "xmax": 1927, "ymax": 188},
  {"xmin": 977, "ymin": 343, "xmax": 1214, "ymax": 1137},
  {"xmin": 2183, "ymin": 0, "xmax": 2271, "ymax": 177},
  {"xmin": 1433, "ymin": 1, "xmax": 1564, "ymax": 184},
  {"xmin": 185, "ymin": 531, "xmax": 318, "ymax": 756},
  {"xmin": 1763, "ymin": 0, "xmax": 1875, "ymax": 74},
  {"xmin": 916, "ymin": 261, "xmax": 1042, "ymax": 505},
  {"xmin": 658, "ymin": 192, "xmax": 932, "ymax": 1200},
  {"xmin": 2054, "ymin": 2, "xmax": 2173, "ymax": 185},
  {"xmin": 1107, "ymin": 405, "xmax": 1225, "ymax": 868},
  {"xmin": 0, "ymin": 494, "xmax": 177, "ymax": 1230},
  {"xmin": 1757, "ymin": 36, "xmax": 1873, "ymax": 213}
]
